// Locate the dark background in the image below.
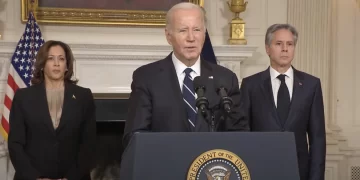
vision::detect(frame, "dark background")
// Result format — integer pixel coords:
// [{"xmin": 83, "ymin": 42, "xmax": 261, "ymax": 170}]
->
[{"xmin": 93, "ymin": 98, "xmax": 128, "ymax": 179}]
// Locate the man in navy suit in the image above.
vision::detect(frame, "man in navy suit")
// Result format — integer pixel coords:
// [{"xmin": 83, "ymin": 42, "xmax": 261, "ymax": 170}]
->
[
  {"xmin": 123, "ymin": 2, "xmax": 249, "ymax": 147},
  {"xmin": 240, "ymin": 24, "xmax": 326, "ymax": 180}
]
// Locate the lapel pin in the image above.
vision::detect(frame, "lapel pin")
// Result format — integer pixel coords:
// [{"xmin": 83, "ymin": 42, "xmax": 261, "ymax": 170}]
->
[
  {"xmin": 72, "ymin": 95, "xmax": 76, "ymax": 99},
  {"xmin": 299, "ymin": 82, "xmax": 302, "ymax": 86},
  {"xmin": 209, "ymin": 76, "xmax": 213, "ymax": 79}
]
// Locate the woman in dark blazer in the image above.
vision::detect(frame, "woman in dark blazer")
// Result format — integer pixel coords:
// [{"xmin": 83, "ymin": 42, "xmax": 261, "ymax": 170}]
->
[{"xmin": 8, "ymin": 40, "xmax": 96, "ymax": 180}]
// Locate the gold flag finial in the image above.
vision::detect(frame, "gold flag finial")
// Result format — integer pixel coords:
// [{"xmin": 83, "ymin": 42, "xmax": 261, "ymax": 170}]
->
[{"xmin": 28, "ymin": 0, "xmax": 39, "ymax": 18}]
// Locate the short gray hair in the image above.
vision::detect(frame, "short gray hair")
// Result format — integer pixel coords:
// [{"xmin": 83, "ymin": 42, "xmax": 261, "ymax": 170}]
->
[
  {"xmin": 265, "ymin": 24, "xmax": 298, "ymax": 46},
  {"xmin": 165, "ymin": 2, "xmax": 206, "ymax": 30}
]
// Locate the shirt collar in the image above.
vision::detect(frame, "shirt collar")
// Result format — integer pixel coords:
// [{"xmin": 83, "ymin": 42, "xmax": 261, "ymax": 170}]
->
[
  {"xmin": 270, "ymin": 66, "xmax": 294, "ymax": 80},
  {"xmin": 172, "ymin": 52, "xmax": 201, "ymax": 76}
]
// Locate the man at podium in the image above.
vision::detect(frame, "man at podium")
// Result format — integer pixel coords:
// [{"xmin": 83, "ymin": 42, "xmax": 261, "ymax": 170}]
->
[
  {"xmin": 123, "ymin": 2, "xmax": 249, "ymax": 148},
  {"xmin": 240, "ymin": 24, "xmax": 326, "ymax": 180}
]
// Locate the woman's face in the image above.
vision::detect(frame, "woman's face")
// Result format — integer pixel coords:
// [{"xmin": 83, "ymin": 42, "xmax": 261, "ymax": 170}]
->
[{"xmin": 43, "ymin": 45, "xmax": 67, "ymax": 82}]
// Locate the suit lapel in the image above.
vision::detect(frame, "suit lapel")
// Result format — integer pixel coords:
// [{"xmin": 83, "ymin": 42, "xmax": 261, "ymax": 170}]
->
[
  {"xmin": 200, "ymin": 59, "xmax": 217, "ymax": 108},
  {"xmin": 285, "ymin": 68, "xmax": 304, "ymax": 127},
  {"xmin": 163, "ymin": 54, "xmax": 191, "ymax": 131},
  {"xmin": 260, "ymin": 68, "xmax": 282, "ymax": 127},
  {"xmin": 37, "ymin": 83, "xmax": 56, "ymax": 136},
  {"xmin": 56, "ymin": 83, "xmax": 75, "ymax": 133},
  {"xmin": 194, "ymin": 59, "xmax": 216, "ymax": 131}
]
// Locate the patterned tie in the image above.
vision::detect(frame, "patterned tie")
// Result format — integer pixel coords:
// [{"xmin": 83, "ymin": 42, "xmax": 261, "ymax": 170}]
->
[
  {"xmin": 182, "ymin": 68, "xmax": 197, "ymax": 128},
  {"xmin": 277, "ymin": 74, "xmax": 290, "ymax": 126}
]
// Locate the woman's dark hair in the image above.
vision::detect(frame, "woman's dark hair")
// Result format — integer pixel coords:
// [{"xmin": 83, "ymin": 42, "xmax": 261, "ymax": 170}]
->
[{"xmin": 31, "ymin": 40, "xmax": 78, "ymax": 85}]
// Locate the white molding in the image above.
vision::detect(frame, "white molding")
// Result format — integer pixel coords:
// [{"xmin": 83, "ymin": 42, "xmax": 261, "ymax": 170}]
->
[{"xmin": 0, "ymin": 41, "xmax": 258, "ymax": 94}]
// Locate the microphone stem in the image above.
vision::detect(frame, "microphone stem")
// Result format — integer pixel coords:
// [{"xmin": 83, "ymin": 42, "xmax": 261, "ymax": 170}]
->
[{"xmin": 210, "ymin": 113, "xmax": 215, "ymax": 132}]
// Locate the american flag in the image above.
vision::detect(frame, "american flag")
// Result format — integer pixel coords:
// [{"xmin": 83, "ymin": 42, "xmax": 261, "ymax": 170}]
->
[{"xmin": 0, "ymin": 12, "xmax": 44, "ymax": 140}]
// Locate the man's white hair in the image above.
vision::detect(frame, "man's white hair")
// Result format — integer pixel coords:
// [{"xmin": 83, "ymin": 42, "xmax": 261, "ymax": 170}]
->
[{"xmin": 165, "ymin": 2, "xmax": 206, "ymax": 30}]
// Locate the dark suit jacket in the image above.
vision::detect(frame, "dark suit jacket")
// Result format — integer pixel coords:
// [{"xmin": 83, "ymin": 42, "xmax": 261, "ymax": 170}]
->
[
  {"xmin": 123, "ymin": 53, "xmax": 249, "ymax": 147},
  {"xmin": 8, "ymin": 82, "xmax": 97, "ymax": 180},
  {"xmin": 240, "ymin": 67, "xmax": 326, "ymax": 180}
]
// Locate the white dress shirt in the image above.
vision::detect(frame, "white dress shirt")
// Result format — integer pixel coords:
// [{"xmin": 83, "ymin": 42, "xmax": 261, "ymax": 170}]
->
[
  {"xmin": 172, "ymin": 53, "xmax": 201, "ymax": 94},
  {"xmin": 270, "ymin": 66, "xmax": 294, "ymax": 107}
]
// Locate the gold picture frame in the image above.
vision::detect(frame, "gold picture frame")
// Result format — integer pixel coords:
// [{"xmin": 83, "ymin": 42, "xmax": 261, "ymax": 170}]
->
[{"xmin": 21, "ymin": 0, "xmax": 204, "ymax": 27}]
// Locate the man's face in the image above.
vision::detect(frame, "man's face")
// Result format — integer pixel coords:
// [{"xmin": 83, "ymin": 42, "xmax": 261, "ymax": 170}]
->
[
  {"xmin": 266, "ymin": 29, "xmax": 295, "ymax": 68},
  {"xmin": 165, "ymin": 8, "xmax": 205, "ymax": 64}
]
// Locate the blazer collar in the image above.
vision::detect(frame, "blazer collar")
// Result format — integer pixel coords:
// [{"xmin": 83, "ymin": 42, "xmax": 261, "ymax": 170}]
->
[
  {"xmin": 285, "ymin": 67, "xmax": 305, "ymax": 128},
  {"xmin": 37, "ymin": 81, "xmax": 74, "ymax": 135},
  {"xmin": 260, "ymin": 68, "xmax": 281, "ymax": 126},
  {"xmin": 163, "ymin": 52, "xmax": 215, "ymax": 131},
  {"xmin": 260, "ymin": 66, "xmax": 305, "ymax": 128}
]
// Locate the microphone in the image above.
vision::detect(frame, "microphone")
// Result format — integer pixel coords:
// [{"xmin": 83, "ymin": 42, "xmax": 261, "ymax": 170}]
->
[
  {"xmin": 193, "ymin": 76, "xmax": 210, "ymax": 118},
  {"xmin": 215, "ymin": 81, "xmax": 233, "ymax": 114}
]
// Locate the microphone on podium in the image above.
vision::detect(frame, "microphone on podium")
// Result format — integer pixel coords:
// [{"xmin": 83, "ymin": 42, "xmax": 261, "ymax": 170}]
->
[
  {"xmin": 193, "ymin": 76, "xmax": 210, "ymax": 119},
  {"xmin": 215, "ymin": 81, "xmax": 233, "ymax": 114}
]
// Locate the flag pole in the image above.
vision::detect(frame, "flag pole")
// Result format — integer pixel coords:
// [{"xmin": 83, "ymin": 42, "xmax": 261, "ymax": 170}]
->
[
  {"xmin": 29, "ymin": 0, "xmax": 36, "ymax": 14},
  {"xmin": 29, "ymin": 0, "xmax": 40, "ymax": 76}
]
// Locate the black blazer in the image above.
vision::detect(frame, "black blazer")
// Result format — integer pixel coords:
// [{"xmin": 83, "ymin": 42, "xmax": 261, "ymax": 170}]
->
[
  {"xmin": 123, "ymin": 53, "xmax": 249, "ymax": 147},
  {"xmin": 240, "ymin": 67, "xmax": 326, "ymax": 180},
  {"xmin": 8, "ymin": 82, "xmax": 97, "ymax": 180}
]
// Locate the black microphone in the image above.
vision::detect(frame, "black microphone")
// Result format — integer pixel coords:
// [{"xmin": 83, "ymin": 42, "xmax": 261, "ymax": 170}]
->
[
  {"xmin": 215, "ymin": 81, "xmax": 233, "ymax": 114},
  {"xmin": 193, "ymin": 76, "xmax": 210, "ymax": 118}
]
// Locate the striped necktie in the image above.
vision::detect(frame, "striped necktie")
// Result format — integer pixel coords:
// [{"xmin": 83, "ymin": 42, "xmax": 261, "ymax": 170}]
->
[{"xmin": 182, "ymin": 68, "xmax": 197, "ymax": 128}]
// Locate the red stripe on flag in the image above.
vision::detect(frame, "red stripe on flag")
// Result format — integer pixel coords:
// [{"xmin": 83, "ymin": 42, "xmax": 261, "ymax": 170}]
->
[
  {"xmin": 2, "ymin": 72, "xmax": 19, "ymax": 137},
  {"xmin": 1, "ymin": 116, "xmax": 9, "ymax": 135},
  {"xmin": 7, "ymin": 74, "xmax": 19, "ymax": 92},
  {"xmin": 4, "ymin": 95, "xmax": 12, "ymax": 111}
]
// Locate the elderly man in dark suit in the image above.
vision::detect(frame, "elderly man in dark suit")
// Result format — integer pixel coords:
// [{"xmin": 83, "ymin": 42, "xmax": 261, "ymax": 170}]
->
[
  {"xmin": 240, "ymin": 24, "xmax": 326, "ymax": 180},
  {"xmin": 123, "ymin": 2, "xmax": 249, "ymax": 147}
]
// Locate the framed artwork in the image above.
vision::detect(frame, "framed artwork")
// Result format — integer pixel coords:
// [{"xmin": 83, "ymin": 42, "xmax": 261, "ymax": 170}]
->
[{"xmin": 21, "ymin": 0, "xmax": 204, "ymax": 27}]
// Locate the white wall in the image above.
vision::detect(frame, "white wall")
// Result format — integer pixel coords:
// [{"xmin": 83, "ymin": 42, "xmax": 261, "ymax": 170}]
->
[{"xmin": 335, "ymin": 0, "xmax": 360, "ymax": 148}]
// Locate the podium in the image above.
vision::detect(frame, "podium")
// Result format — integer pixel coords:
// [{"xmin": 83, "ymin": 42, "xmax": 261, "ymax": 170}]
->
[{"xmin": 119, "ymin": 132, "xmax": 300, "ymax": 180}]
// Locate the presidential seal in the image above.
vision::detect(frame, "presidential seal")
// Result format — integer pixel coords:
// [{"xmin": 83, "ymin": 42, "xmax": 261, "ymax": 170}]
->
[{"xmin": 187, "ymin": 149, "xmax": 251, "ymax": 180}]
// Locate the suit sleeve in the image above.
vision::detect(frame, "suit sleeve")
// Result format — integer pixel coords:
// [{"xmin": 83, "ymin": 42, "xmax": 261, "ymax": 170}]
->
[
  {"xmin": 123, "ymin": 68, "xmax": 152, "ymax": 148},
  {"xmin": 308, "ymin": 79, "xmax": 326, "ymax": 180},
  {"xmin": 225, "ymin": 73, "xmax": 250, "ymax": 131},
  {"xmin": 8, "ymin": 90, "xmax": 41, "ymax": 179},
  {"xmin": 239, "ymin": 77, "xmax": 252, "ymax": 130},
  {"xmin": 65, "ymin": 88, "xmax": 97, "ymax": 180}
]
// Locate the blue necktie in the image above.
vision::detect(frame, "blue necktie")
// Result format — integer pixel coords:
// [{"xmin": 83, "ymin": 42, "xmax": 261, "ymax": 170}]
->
[{"xmin": 182, "ymin": 68, "xmax": 197, "ymax": 128}]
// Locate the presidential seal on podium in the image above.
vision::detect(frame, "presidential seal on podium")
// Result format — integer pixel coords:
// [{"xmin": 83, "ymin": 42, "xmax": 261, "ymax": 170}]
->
[{"xmin": 187, "ymin": 149, "xmax": 251, "ymax": 180}]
